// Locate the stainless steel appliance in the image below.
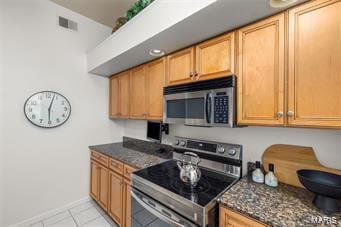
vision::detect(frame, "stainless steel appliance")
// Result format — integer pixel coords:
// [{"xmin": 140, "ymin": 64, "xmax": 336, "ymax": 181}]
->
[
  {"xmin": 163, "ymin": 76, "xmax": 236, "ymax": 127},
  {"xmin": 131, "ymin": 137, "xmax": 243, "ymax": 227},
  {"xmin": 177, "ymin": 152, "xmax": 202, "ymax": 186}
]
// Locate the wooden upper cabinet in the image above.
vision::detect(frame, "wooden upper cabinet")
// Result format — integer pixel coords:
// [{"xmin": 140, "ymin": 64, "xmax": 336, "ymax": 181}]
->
[
  {"xmin": 130, "ymin": 66, "xmax": 147, "ymax": 119},
  {"xmin": 220, "ymin": 206, "xmax": 266, "ymax": 227},
  {"xmin": 109, "ymin": 76, "xmax": 120, "ymax": 118},
  {"xmin": 196, "ymin": 32, "xmax": 235, "ymax": 81},
  {"xmin": 288, "ymin": 0, "xmax": 341, "ymax": 128},
  {"xmin": 237, "ymin": 13, "xmax": 285, "ymax": 126},
  {"xmin": 146, "ymin": 58, "xmax": 166, "ymax": 120},
  {"xmin": 108, "ymin": 171, "xmax": 124, "ymax": 226},
  {"xmin": 166, "ymin": 47, "xmax": 195, "ymax": 85},
  {"xmin": 109, "ymin": 71, "xmax": 130, "ymax": 119},
  {"xmin": 119, "ymin": 72, "xmax": 130, "ymax": 118}
]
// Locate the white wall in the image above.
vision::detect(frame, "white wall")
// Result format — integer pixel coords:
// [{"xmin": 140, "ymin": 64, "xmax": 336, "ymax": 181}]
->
[
  {"xmin": 123, "ymin": 120, "xmax": 341, "ymax": 171},
  {"xmin": 2, "ymin": 0, "xmax": 123, "ymax": 226},
  {"xmin": 0, "ymin": 0, "xmax": 5, "ymax": 226}
]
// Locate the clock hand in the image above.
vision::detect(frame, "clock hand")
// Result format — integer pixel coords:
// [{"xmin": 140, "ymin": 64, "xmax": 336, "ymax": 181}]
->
[{"xmin": 48, "ymin": 94, "xmax": 55, "ymax": 122}]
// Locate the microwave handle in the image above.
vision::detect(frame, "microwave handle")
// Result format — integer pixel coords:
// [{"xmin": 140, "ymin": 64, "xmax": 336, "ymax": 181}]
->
[{"xmin": 205, "ymin": 93, "xmax": 212, "ymax": 124}]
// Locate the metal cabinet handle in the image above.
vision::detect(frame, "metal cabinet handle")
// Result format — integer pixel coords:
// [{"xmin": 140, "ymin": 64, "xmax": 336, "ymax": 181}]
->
[
  {"xmin": 287, "ymin": 111, "xmax": 294, "ymax": 117},
  {"xmin": 277, "ymin": 112, "xmax": 284, "ymax": 118}
]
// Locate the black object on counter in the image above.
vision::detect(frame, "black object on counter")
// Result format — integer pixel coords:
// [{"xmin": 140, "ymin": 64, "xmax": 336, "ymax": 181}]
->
[
  {"xmin": 297, "ymin": 169, "xmax": 341, "ymax": 214},
  {"xmin": 269, "ymin": 163, "xmax": 274, "ymax": 172},
  {"xmin": 256, "ymin": 161, "xmax": 261, "ymax": 168}
]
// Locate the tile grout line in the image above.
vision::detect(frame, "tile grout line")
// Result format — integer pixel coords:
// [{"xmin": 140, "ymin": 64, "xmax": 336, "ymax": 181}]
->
[
  {"xmin": 70, "ymin": 205, "xmax": 94, "ymax": 217},
  {"xmin": 78, "ymin": 216, "xmax": 103, "ymax": 227},
  {"xmin": 68, "ymin": 210, "xmax": 79, "ymax": 227}
]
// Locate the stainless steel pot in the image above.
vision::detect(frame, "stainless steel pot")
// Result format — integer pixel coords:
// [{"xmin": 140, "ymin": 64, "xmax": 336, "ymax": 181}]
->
[{"xmin": 177, "ymin": 152, "xmax": 201, "ymax": 186}]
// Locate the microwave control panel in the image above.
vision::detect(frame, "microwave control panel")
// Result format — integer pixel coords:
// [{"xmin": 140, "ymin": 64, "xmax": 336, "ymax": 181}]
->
[{"xmin": 214, "ymin": 95, "xmax": 228, "ymax": 124}]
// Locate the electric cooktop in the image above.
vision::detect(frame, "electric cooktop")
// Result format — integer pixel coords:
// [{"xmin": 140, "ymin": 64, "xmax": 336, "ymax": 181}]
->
[{"xmin": 133, "ymin": 160, "xmax": 236, "ymax": 207}]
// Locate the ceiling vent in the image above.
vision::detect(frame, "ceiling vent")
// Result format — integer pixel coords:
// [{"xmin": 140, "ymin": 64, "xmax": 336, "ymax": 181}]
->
[{"xmin": 58, "ymin": 16, "xmax": 78, "ymax": 31}]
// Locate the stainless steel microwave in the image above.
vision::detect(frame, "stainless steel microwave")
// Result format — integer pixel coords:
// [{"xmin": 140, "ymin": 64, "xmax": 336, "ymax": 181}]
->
[{"xmin": 163, "ymin": 76, "xmax": 236, "ymax": 127}]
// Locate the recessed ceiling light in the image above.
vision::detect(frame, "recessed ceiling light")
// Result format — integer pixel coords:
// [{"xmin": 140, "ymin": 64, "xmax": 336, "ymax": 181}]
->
[
  {"xmin": 270, "ymin": 0, "xmax": 298, "ymax": 8},
  {"xmin": 149, "ymin": 49, "xmax": 165, "ymax": 57}
]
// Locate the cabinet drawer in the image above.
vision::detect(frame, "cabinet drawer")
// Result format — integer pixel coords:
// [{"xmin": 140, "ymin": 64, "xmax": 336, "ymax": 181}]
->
[
  {"xmin": 123, "ymin": 164, "xmax": 137, "ymax": 180},
  {"xmin": 220, "ymin": 206, "xmax": 266, "ymax": 227},
  {"xmin": 91, "ymin": 151, "xmax": 109, "ymax": 167},
  {"xmin": 110, "ymin": 158, "xmax": 124, "ymax": 174}
]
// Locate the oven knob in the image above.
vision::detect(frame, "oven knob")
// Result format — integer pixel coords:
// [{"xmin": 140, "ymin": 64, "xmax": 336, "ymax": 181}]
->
[
  {"xmin": 179, "ymin": 141, "xmax": 186, "ymax": 147},
  {"xmin": 174, "ymin": 140, "xmax": 180, "ymax": 146},
  {"xmin": 217, "ymin": 147, "xmax": 225, "ymax": 153},
  {"xmin": 228, "ymin": 149, "xmax": 237, "ymax": 156}
]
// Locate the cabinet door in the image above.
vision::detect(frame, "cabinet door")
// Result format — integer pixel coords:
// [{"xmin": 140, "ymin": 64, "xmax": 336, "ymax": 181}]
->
[
  {"xmin": 288, "ymin": 0, "xmax": 341, "ymax": 128},
  {"xmin": 98, "ymin": 165, "xmax": 109, "ymax": 211},
  {"xmin": 220, "ymin": 206, "xmax": 266, "ymax": 227},
  {"xmin": 119, "ymin": 72, "xmax": 130, "ymax": 118},
  {"xmin": 130, "ymin": 66, "xmax": 147, "ymax": 119},
  {"xmin": 123, "ymin": 179, "xmax": 132, "ymax": 227},
  {"xmin": 146, "ymin": 58, "xmax": 166, "ymax": 120},
  {"xmin": 195, "ymin": 32, "xmax": 235, "ymax": 81},
  {"xmin": 90, "ymin": 161, "xmax": 100, "ymax": 201},
  {"xmin": 109, "ymin": 76, "xmax": 120, "ymax": 118},
  {"xmin": 166, "ymin": 47, "xmax": 195, "ymax": 85},
  {"xmin": 237, "ymin": 13, "xmax": 285, "ymax": 126},
  {"xmin": 108, "ymin": 171, "xmax": 124, "ymax": 226}
]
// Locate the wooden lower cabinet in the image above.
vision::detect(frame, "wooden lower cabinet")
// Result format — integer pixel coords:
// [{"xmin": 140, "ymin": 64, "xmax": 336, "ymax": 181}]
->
[
  {"xmin": 220, "ymin": 206, "xmax": 266, "ymax": 227},
  {"xmin": 91, "ymin": 152, "xmax": 137, "ymax": 227},
  {"xmin": 98, "ymin": 166, "xmax": 109, "ymax": 210},
  {"xmin": 123, "ymin": 179, "xmax": 132, "ymax": 227},
  {"xmin": 90, "ymin": 161, "xmax": 100, "ymax": 201},
  {"xmin": 90, "ymin": 160, "xmax": 109, "ymax": 210},
  {"xmin": 108, "ymin": 171, "xmax": 124, "ymax": 225}
]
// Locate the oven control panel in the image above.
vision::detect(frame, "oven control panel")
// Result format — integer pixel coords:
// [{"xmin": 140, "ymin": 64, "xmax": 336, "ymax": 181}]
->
[
  {"xmin": 214, "ymin": 96, "xmax": 228, "ymax": 124},
  {"xmin": 172, "ymin": 137, "xmax": 242, "ymax": 160}
]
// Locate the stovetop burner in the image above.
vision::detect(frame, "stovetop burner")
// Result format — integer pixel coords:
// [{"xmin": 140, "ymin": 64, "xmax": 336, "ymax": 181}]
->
[
  {"xmin": 171, "ymin": 177, "xmax": 211, "ymax": 195},
  {"xmin": 133, "ymin": 160, "xmax": 237, "ymax": 207}
]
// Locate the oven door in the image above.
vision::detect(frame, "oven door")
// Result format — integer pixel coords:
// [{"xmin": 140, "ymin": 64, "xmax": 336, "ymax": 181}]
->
[
  {"xmin": 163, "ymin": 90, "xmax": 212, "ymax": 127},
  {"xmin": 131, "ymin": 188, "xmax": 198, "ymax": 227}
]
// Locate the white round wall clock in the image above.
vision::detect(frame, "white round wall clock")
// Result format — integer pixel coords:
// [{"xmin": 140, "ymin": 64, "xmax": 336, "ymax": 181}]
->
[{"xmin": 24, "ymin": 91, "xmax": 71, "ymax": 128}]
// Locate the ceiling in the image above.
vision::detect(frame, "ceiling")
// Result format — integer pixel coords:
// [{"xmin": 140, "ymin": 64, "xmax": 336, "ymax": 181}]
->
[
  {"xmin": 87, "ymin": 0, "xmax": 308, "ymax": 76},
  {"xmin": 50, "ymin": 0, "xmax": 137, "ymax": 27}
]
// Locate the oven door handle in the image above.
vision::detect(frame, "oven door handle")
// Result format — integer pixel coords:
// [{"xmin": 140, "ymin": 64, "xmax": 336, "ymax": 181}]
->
[
  {"xmin": 131, "ymin": 189, "xmax": 188, "ymax": 227},
  {"xmin": 205, "ymin": 93, "xmax": 212, "ymax": 124}
]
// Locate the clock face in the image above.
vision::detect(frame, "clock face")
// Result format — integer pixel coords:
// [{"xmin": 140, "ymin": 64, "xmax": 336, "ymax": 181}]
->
[{"xmin": 24, "ymin": 91, "xmax": 71, "ymax": 128}]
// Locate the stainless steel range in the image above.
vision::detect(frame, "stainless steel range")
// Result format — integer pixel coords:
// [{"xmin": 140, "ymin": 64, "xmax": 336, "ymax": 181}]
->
[{"xmin": 131, "ymin": 137, "xmax": 243, "ymax": 227}]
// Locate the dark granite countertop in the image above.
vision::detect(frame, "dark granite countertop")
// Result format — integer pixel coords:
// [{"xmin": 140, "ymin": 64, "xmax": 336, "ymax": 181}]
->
[
  {"xmin": 218, "ymin": 176, "xmax": 341, "ymax": 227},
  {"xmin": 89, "ymin": 137, "xmax": 173, "ymax": 169}
]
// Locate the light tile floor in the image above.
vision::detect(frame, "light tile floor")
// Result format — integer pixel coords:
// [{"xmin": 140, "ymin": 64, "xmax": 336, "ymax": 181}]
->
[{"xmin": 28, "ymin": 200, "xmax": 117, "ymax": 227}]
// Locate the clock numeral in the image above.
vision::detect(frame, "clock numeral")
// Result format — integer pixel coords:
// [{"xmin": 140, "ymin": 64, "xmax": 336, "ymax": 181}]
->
[
  {"xmin": 30, "ymin": 101, "xmax": 37, "ymax": 105},
  {"xmin": 48, "ymin": 120, "xmax": 52, "ymax": 125},
  {"xmin": 56, "ymin": 118, "xmax": 60, "ymax": 123},
  {"xmin": 64, "ymin": 107, "xmax": 68, "ymax": 111},
  {"xmin": 28, "ymin": 108, "xmax": 32, "ymax": 112},
  {"xmin": 39, "ymin": 119, "xmax": 43, "ymax": 123},
  {"xmin": 32, "ymin": 114, "xmax": 36, "ymax": 119},
  {"xmin": 61, "ymin": 101, "xmax": 65, "ymax": 105},
  {"xmin": 38, "ymin": 96, "xmax": 42, "ymax": 100},
  {"xmin": 46, "ymin": 93, "xmax": 52, "ymax": 99}
]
